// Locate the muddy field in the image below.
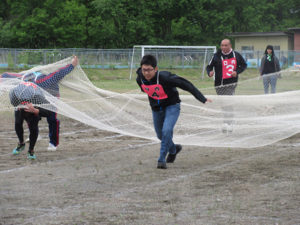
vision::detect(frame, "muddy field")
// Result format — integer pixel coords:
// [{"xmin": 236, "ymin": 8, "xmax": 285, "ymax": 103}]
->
[{"xmin": 0, "ymin": 116, "xmax": 300, "ymax": 225}]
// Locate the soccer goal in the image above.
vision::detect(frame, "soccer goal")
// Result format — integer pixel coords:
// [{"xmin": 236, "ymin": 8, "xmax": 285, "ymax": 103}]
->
[{"xmin": 129, "ymin": 45, "xmax": 216, "ymax": 79}]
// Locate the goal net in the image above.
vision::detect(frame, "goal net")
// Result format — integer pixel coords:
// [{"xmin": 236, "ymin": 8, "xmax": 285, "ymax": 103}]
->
[
  {"xmin": 129, "ymin": 45, "xmax": 216, "ymax": 79},
  {"xmin": 1, "ymin": 56, "xmax": 300, "ymax": 149}
]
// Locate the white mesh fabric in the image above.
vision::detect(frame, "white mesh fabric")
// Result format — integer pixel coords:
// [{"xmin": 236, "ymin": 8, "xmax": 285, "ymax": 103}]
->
[{"xmin": 1, "ymin": 57, "xmax": 300, "ymax": 148}]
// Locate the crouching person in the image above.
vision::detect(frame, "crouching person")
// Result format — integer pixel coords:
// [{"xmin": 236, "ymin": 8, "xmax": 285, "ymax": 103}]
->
[
  {"xmin": 13, "ymin": 103, "xmax": 50, "ymax": 159},
  {"xmin": 10, "ymin": 81, "xmax": 50, "ymax": 160}
]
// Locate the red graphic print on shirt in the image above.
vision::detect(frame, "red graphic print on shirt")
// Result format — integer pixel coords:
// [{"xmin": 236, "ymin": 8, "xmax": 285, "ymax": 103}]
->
[
  {"xmin": 141, "ymin": 84, "xmax": 168, "ymax": 100},
  {"xmin": 222, "ymin": 57, "xmax": 237, "ymax": 79}
]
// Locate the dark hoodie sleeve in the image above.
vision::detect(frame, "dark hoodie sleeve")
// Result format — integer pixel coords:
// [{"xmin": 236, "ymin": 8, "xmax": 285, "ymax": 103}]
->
[
  {"xmin": 260, "ymin": 55, "xmax": 266, "ymax": 75},
  {"xmin": 235, "ymin": 52, "xmax": 247, "ymax": 75},
  {"xmin": 274, "ymin": 56, "xmax": 281, "ymax": 72},
  {"xmin": 206, "ymin": 54, "xmax": 217, "ymax": 75},
  {"xmin": 165, "ymin": 73, "xmax": 207, "ymax": 103},
  {"xmin": 35, "ymin": 64, "xmax": 74, "ymax": 87},
  {"xmin": 136, "ymin": 68, "xmax": 144, "ymax": 92}
]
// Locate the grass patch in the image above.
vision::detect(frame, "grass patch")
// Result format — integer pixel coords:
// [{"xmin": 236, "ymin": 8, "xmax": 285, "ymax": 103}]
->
[
  {"xmin": 83, "ymin": 68, "xmax": 260, "ymax": 93},
  {"xmin": 1, "ymin": 67, "xmax": 260, "ymax": 93}
]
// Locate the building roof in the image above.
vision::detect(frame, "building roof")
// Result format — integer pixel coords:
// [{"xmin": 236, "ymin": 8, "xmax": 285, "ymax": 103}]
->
[
  {"xmin": 227, "ymin": 31, "xmax": 293, "ymax": 37},
  {"xmin": 288, "ymin": 27, "xmax": 300, "ymax": 32}
]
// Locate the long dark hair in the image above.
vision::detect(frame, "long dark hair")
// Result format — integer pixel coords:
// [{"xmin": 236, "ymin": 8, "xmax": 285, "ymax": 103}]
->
[{"xmin": 264, "ymin": 45, "xmax": 275, "ymax": 56}]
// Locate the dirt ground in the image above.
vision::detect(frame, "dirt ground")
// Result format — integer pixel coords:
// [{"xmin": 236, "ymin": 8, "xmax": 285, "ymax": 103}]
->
[{"xmin": 0, "ymin": 116, "xmax": 300, "ymax": 225}]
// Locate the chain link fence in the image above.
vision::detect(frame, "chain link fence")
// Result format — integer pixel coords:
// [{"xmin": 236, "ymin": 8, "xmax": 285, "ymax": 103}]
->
[
  {"xmin": 0, "ymin": 48, "xmax": 133, "ymax": 69},
  {"xmin": 240, "ymin": 50, "xmax": 300, "ymax": 70},
  {"xmin": 1, "ymin": 48, "xmax": 300, "ymax": 71}
]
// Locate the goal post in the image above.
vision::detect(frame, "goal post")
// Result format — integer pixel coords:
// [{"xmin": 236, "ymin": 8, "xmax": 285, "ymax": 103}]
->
[{"xmin": 129, "ymin": 45, "xmax": 216, "ymax": 79}]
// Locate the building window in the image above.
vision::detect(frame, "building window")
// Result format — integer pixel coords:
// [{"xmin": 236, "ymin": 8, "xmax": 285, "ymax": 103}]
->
[
  {"xmin": 241, "ymin": 46, "xmax": 254, "ymax": 51},
  {"xmin": 273, "ymin": 46, "xmax": 280, "ymax": 51},
  {"xmin": 241, "ymin": 46, "xmax": 254, "ymax": 59}
]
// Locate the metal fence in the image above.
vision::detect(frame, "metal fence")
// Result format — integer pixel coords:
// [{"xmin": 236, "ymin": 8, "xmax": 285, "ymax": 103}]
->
[
  {"xmin": 1, "ymin": 48, "xmax": 300, "ymax": 71},
  {"xmin": 240, "ymin": 50, "xmax": 300, "ymax": 69},
  {"xmin": 0, "ymin": 48, "xmax": 133, "ymax": 69}
]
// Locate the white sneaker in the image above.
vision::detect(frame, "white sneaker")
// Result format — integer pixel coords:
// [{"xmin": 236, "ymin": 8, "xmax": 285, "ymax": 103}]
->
[
  {"xmin": 25, "ymin": 135, "xmax": 42, "ymax": 143},
  {"xmin": 47, "ymin": 143, "xmax": 57, "ymax": 151}
]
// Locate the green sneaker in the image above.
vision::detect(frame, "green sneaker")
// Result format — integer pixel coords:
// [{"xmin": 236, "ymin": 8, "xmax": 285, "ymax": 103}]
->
[
  {"xmin": 12, "ymin": 143, "xmax": 25, "ymax": 155},
  {"xmin": 27, "ymin": 152, "xmax": 36, "ymax": 160}
]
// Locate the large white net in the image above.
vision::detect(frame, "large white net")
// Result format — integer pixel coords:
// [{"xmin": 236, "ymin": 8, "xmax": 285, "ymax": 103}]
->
[{"xmin": 1, "ymin": 56, "xmax": 300, "ymax": 148}]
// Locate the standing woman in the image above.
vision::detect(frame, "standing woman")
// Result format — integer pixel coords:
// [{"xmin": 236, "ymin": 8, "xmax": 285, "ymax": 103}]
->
[{"xmin": 260, "ymin": 45, "xmax": 281, "ymax": 94}]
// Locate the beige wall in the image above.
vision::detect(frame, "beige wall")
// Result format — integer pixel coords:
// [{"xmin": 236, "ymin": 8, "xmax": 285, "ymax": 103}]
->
[{"xmin": 234, "ymin": 36, "xmax": 292, "ymax": 51}]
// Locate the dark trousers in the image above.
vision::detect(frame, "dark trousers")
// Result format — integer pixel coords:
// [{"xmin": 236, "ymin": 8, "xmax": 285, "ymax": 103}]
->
[
  {"xmin": 47, "ymin": 111, "xmax": 60, "ymax": 146},
  {"xmin": 15, "ymin": 110, "xmax": 40, "ymax": 151}
]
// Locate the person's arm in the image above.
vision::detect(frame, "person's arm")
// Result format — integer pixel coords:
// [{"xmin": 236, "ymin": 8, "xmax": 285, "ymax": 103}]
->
[
  {"xmin": 260, "ymin": 56, "xmax": 265, "ymax": 75},
  {"xmin": 236, "ymin": 52, "xmax": 247, "ymax": 75},
  {"xmin": 0, "ymin": 72, "xmax": 22, "ymax": 79},
  {"xmin": 136, "ymin": 69, "xmax": 145, "ymax": 92},
  {"xmin": 166, "ymin": 73, "xmax": 208, "ymax": 103},
  {"xmin": 274, "ymin": 56, "xmax": 281, "ymax": 78},
  {"xmin": 35, "ymin": 56, "xmax": 78, "ymax": 85},
  {"xmin": 274, "ymin": 56, "xmax": 281, "ymax": 71},
  {"xmin": 35, "ymin": 64, "xmax": 74, "ymax": 85},
  {"xmin": 206, "ymin": 55, "xmax": 216, "ymax": 77}
]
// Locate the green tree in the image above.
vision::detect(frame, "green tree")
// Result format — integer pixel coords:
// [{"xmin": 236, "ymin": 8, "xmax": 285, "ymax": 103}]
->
[
  {"xmin": 0, "ymin": 0, "xmax": 300, "ymax": 48},
  {"xmin": 50, "ymin": 0, "xmax": 88, "ymax": 48},
  {"xmin": 92, "ymin": 0, "xmax": 153, "ymax": 48}
]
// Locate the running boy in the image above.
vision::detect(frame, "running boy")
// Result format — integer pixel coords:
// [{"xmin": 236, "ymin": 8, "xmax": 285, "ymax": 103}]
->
[{"xmin": 136, "ymin": 55, "xmax": 211, "ymax": 169}]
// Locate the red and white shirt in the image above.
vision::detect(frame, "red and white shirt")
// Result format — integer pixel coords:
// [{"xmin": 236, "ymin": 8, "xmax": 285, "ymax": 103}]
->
[{"xmin": 221, "ymin": 51, "xmax": 237, "ymax": 80}]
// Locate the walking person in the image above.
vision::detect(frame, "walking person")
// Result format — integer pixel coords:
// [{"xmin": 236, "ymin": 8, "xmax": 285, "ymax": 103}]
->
[
  {"xmin": 206, "ymin": 39, "xmax": 247, "ymax": 95},
  {"xmin": 260, "ymin": 45, "xmax": 281, "ymax": 94},
  {"xmin": 206, "ymin": 39, "xmax": 247, "ymax": 133},
  {"xmin": 136, "ymin": 55, "xmax": 212, "ymax": 169}
]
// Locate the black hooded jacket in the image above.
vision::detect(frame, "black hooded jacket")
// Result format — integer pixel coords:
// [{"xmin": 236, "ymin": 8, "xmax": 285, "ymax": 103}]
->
[
  {"xmin": 136, "ymin": 68, "xmax": 207, "ymax": 111},
  {"xmin": 259, "ymin": 45, "xmax": 280, "ymax": 75},
  {"xmin": 206, "ymin": 50, "xmax": 247, "ymax": 86}
]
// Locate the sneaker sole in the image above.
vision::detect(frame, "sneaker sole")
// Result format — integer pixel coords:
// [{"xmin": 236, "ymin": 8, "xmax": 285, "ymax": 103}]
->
[
  {"xmin": 157, "ymin": 162, "xmax": 167, "ymax": 169},
  {"xmin": 12, "ymin": 146, "xmax": 25, "ymax": 155},
  {"xmin": 27, "ymin": 155, "xmax": 36, "ymax": 160}
]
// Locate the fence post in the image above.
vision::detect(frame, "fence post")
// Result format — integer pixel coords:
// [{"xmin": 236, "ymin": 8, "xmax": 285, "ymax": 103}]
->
[
  {"xmin": 14, "ymin": 49, "xmax": 17, "ymax": 69},
  {"xmin": 202, "ymin": 49, "xmax": 208, "ymax": 79},
  {"xmin": 181, "ymin": 49, "xmax": 184, "ymax": 69}
]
